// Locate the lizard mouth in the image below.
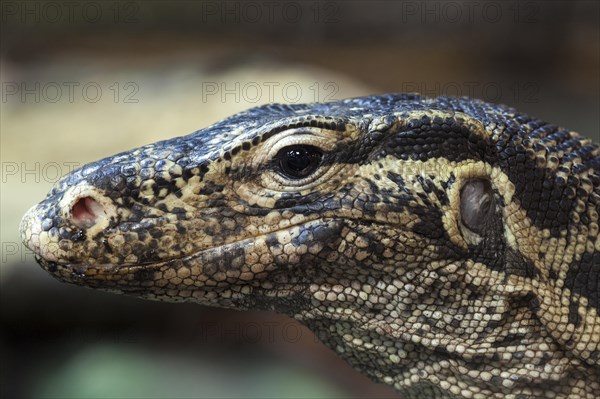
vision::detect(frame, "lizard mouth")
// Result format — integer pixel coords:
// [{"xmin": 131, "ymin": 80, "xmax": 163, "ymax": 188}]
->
[{"xmin": 33, "ymin": 218, "xmax": 344, "ymax": 290}]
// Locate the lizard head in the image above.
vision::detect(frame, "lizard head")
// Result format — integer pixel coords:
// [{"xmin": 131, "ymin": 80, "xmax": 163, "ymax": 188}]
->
[
  {"xmin": 20, "ymin": 94, "xmax": 482, "ymax": 308},
  {"xmin": 20, "ymin": 94, "xmax": 600, "ymax": 397}
]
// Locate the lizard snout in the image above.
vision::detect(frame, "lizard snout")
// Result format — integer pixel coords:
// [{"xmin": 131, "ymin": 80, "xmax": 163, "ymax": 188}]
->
[
  {"xmin": 20, "ymin": 204, "xmax": 60, "ymax": 262},
  {"xmin": 20, "ymin": 181, "xmax": 120, "ymax": 266}
]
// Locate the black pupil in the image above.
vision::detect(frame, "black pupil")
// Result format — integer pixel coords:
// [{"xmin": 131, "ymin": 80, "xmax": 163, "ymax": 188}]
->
[{"xmin": 278, "ymin": 145, "xmax": 322, "ymax": 178}]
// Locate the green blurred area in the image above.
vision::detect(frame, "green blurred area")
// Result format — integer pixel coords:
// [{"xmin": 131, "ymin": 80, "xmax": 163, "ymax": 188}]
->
[
  {"xmin": 1, "ymin": 1, "xmax": 598, "ymax": 398},
  {"xmin": 33, "ymin": 344, "xmax": 341, "ymax": 398}
]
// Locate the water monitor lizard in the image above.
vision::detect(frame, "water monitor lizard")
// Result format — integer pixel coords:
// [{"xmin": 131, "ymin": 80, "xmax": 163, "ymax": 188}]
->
[{"xmin": 20, "ymin": 94, "xmax": 600, "ymax": 398}]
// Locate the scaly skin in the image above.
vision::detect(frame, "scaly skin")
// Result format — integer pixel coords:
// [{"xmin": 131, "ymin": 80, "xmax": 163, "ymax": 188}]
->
[{"xmin": 20, "ymin": 94, "xmax": 599, "ymax": 398}]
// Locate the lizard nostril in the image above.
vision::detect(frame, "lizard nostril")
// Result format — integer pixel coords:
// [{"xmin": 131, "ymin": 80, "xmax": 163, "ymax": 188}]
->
[{"xmin": 71, "ymin": 197, "xmax": 103, "ymax": 228}]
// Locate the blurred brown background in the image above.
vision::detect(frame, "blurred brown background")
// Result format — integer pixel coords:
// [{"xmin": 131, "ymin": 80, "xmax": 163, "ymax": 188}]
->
[{"xmin": 1, "ymin": 1, "xmax": 599, "ymax": 398}]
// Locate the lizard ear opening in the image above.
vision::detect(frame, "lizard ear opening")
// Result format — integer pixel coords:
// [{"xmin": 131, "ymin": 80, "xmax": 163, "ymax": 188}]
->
[{"xmin": 459, "ymin": 179, "xmax": 495, "ymax": 237}]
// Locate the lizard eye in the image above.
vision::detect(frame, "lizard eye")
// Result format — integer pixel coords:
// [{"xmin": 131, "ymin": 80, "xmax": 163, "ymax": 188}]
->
[
  {"xmin": 460, "ymin": 179, "xmax": 495, "ymax": 235},
  {"xmin": 275, "ymin": 145, "xmax": 323, "ymax": 179}
]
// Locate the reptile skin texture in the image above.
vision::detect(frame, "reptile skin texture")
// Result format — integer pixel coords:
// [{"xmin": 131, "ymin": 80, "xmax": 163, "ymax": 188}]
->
[{"xmin": 20, "ymin": 94, "xmax": 600, "ymax": 398}]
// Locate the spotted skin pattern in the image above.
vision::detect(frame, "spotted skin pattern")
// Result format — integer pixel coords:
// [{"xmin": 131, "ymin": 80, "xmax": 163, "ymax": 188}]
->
[{"xmin": 20, "ymin": 94, "xmax": 600, "ymax": 398}]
